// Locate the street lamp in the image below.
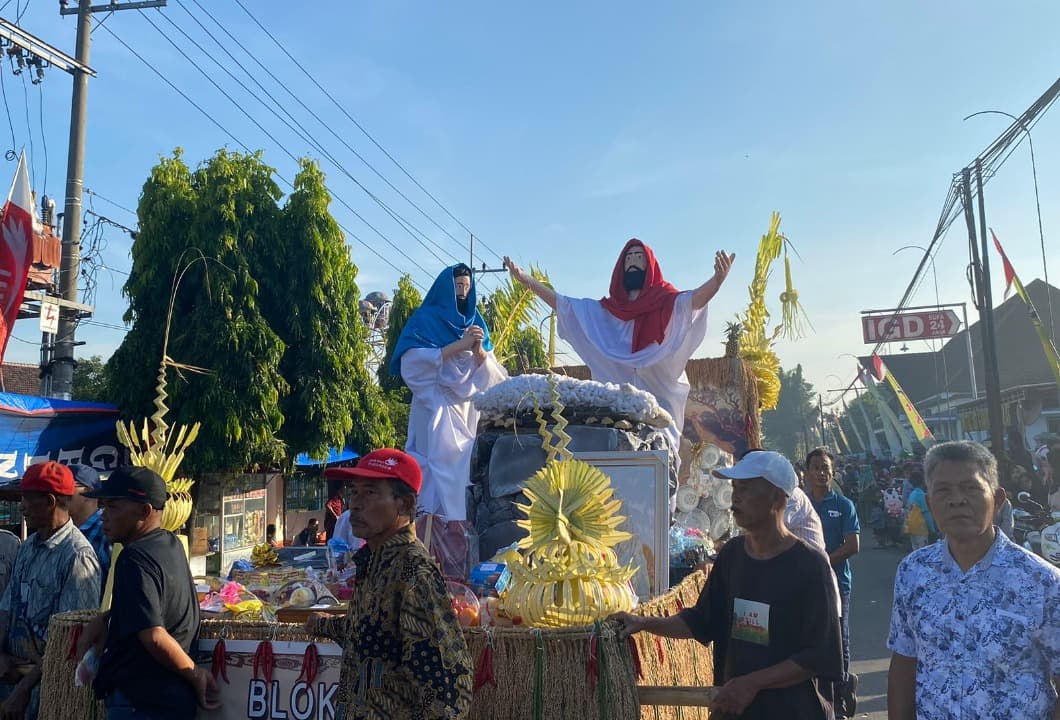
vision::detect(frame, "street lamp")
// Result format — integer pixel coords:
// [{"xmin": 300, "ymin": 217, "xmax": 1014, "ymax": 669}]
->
[{"xmin": 964, "ymin": 109, "xmax": 1053, "ymax": 341}]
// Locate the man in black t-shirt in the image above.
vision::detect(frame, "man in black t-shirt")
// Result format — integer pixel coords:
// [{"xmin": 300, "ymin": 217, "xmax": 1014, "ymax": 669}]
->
[
  {"xmin": 76, "ymin": 466, "xmax": 221, "ymax": 720},
  {"xmin": 613, "ymin": 450, "xmax": 842, "ymax": 719}
]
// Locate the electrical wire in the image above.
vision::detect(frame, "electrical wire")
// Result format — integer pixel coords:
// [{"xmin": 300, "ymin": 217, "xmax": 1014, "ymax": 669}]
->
[
  {"xmin": 183, "ymin": 0, "xmax": 488, "ymax": 268},
  {"xmin": 230, "ymin": 0, "xmax": 505, "ymax": 265},
  {"xmin": 94, "ymin": 20, "xmax": 427, "ymax": 290},
  {"xmin": 35, "ymin": 78, "xmax": 45, "ymax": 197},
  {"xmin": 133, "ymin": 9, "xmax": 436, "ymax": 280},
  {"xmin": 84, "ymin": 188, "xmax": 137, "ymax": 219},
  {"xmin": 155, "ymin": 8, "xmax": 454, "ymax": 270},
  {"xmin": 18, "ymin": 70, "xmax": 33, "ymax": 188},
  {"xmin": 0, "ymin": 61, "xmax": 16, "ymax": 160}
]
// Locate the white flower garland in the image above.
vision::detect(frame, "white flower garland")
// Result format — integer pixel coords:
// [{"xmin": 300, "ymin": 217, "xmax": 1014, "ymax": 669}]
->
[{"xmin": 473, "ymin": 374, "xmax": 673, "ymax": 427}]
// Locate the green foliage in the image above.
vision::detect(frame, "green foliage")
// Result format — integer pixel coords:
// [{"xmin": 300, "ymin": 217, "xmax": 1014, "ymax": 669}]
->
[
  {"xmin": 480, "ymin": 267, "xmax": 551, "ymax": 373},
  {"xmin": 107, "ymin": 149, "xmax": 394, "ymax": 473},
  {"xmin": 378, "ymin": 274, "xmax": 422, "ymax": 393},
  {"xmin": 383, "ymin": 389, "xmax": 411, "ymax": 449},
  {"xmin": 72, "ymin": 355, "xmax": 109, "ymax": 403},
  {"xmin": 259, "ymin": 159, "xmax": 394, "ymax": 459},
  {"xmin": 760, "ymin": 365, "xmax": 817, "ymax": 461}
]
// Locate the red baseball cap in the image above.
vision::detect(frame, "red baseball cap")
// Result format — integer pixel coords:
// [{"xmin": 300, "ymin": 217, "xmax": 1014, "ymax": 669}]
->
[
  {"xmin": 20, "ymin": 461, "xmax": 76, "ymax": 496},
  {"xmin": 323, "ymin": 448, "xmax": 422, "ymax": 493}
]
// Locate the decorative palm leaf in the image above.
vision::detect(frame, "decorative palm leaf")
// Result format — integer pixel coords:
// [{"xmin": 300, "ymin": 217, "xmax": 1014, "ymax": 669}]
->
[{"xmin": 487, "ymin": 265, "xmax": 551, "ymax": 366}]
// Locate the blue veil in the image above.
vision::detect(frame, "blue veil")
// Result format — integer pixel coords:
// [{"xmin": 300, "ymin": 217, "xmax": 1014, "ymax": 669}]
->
[{"xmin": 389, "ymin": 264, "xmax": 493, "ymax": 376}]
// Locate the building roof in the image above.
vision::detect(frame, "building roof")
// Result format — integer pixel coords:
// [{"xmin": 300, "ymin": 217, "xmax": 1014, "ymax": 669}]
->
[
  {"xmin": 0, "ymin": 363, "xmax": 39, "ymax": 396},
  {"xmin": 861, "ymin": 279, "xmax": 1060, "ymax": 404}
]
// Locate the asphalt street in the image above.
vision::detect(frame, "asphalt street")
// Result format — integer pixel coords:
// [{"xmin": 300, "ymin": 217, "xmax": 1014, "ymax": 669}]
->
[{"xmin": 846, "ymin": 541, "xmax": 907, "ymax": 719}]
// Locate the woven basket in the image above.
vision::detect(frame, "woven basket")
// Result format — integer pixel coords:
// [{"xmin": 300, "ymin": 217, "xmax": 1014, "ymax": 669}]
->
[{"xmin": 38, "ymin": 609, "xmax": 103, "ymax": 720}]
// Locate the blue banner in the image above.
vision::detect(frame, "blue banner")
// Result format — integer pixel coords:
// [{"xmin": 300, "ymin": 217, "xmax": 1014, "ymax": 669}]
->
[{"xmin": 0, "ymin": 392, "xmax": 122, "ymax": 481}]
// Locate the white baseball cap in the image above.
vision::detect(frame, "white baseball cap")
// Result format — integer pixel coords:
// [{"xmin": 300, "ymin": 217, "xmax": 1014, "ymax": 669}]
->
[{"xmin": 713, "ymin": 450, "xmax": 798, "ymax": 496}]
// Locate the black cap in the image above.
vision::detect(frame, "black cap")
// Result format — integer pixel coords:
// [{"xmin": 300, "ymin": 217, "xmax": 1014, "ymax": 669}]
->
[{"xmin": 84, "ymin": 466, "xmax": 167, "ymax": 509}]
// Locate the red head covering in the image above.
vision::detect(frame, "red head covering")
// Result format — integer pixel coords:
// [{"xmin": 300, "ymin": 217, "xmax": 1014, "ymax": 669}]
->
[{"xmin": 599, "ymin": 239, "xmax": 680, "ymax": 352}]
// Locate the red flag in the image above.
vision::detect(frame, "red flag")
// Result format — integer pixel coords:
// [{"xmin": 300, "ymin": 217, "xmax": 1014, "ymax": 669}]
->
[
  {"xmin": 991, "ymin": 229, "xmax": 1017, "ymax": 299},
  {"xmin": 871, "ymin": 353, "xmax": 886, "ymax": 381},
  {"xmin": 0, "ymin": 153, "xmax": 35, "ymax": 363}
]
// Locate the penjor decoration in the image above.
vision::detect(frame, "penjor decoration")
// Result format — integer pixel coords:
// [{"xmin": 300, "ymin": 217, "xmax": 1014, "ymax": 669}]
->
[
  {"xmin": 497, "ymin": 375, "xmax": 638, "ymax": 627},
  {"xmin": 116, "ymin": 250, "xmax": 213, "ymax": 532}
]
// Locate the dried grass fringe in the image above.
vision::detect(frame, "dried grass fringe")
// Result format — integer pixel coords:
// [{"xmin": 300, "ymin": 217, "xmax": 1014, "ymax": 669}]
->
[{"xmin": 41, "ymin": 574, "xmax": 713, "ymax": 720}]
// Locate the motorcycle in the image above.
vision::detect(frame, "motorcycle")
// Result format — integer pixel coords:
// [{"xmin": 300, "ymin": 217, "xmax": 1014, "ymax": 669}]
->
[{"xmin": 1015, "ymin": 491, "xmax": 1060, "ymax": 565}]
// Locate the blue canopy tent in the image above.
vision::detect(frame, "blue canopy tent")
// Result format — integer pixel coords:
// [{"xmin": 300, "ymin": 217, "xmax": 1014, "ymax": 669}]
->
[{"xmin": 294, "ymin": 446, "xmax": 360, "ymax": 468}]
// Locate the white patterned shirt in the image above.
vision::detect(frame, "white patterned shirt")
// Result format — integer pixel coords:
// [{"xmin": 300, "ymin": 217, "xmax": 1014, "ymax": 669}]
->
[{"xmin": 887, "ymin": 529, "xmax": 1060, "ymax": 720}]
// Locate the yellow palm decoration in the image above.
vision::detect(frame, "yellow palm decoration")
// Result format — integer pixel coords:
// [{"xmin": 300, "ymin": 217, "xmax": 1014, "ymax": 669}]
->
[{"xmin": 498, "ymin": 376, "xmax": 638, "ymax": 627}]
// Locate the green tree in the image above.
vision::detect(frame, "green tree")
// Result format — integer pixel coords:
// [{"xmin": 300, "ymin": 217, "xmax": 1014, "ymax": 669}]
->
[
  {"xmin": 258, "ymin": 159, "xmax": 394, "ymax": 459},
  {"xmin": 72, "ymin": 355, "xmax": 109, "ymax": 403},
  {"xmin": 378, "ymin": 274, "xmax": 422, "ymax": 393},
  {"xmin": 108, "ymin": 149, "xmax": 300, "ymax": 472},
  {"xmin": 761, "ymin": 365, "xmax": 817, "ymax": 460}
]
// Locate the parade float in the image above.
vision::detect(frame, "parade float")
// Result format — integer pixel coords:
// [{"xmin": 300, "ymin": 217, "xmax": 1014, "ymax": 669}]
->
[{"xmin": 39, "ymin": 214, "xmax": 804, "ymax": 720}]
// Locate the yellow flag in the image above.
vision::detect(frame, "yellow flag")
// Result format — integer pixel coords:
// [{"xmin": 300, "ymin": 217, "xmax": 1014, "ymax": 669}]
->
[{"xmin": 872, "ymin": 355, "xmax": 935, "ymax": 444}]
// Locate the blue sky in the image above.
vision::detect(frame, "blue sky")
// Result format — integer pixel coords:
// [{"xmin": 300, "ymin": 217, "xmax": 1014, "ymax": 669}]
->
[{"xmin": 3, "ymin": 0, "xmax": 1060, "ymax": 405}]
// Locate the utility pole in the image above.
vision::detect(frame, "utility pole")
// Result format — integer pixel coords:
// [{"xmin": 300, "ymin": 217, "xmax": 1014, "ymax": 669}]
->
[
  {"xmin": 51, "ymin": 0, "xmax": 166, "ymax": 398},
  {"xmin": 960, "ymin": 164, "xmax": 1005, "ymax": 455},
  {"xmin": 818, "ymin": 394, "xmax": 826, "ymax": 448}
]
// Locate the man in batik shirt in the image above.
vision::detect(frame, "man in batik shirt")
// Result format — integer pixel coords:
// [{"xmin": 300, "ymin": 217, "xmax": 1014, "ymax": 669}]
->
[
  {"xmin": 888, "ymin": 441, "xmax": 1060, "ymax": 719},
  {"xmin": 306, "ymin": 449, "xmax": 472, "ymax": 720}
]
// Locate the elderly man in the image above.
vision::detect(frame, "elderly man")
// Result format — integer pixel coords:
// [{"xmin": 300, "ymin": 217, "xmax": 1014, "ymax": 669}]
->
[
  {"xmin": 0, "ymin": 462, "xmax": 101, "ymax": 720},
  {"xmin": 505, "ymin": 241, "xmax": 734, "ymax": 461},
  {"xmin": 887, "ymin": 440, "xmax": 1060, "ymax": 720},
  {"xmin": 613, "ymin": 451, "xmax": 842, "ymax": 719},
  {"xmin": 391, "ymin": 264, "xmax": 507, "ymax": 524},
  {"xmin": 306, "ymin": 449, "xmax": 473, "ymax": 719}
]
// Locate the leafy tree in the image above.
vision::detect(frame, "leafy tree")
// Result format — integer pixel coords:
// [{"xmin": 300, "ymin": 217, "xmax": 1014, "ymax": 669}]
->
[
  {"xmin": 258, "ymin": 159, "xmax": 393, "ymax": 458},
  {"xmin": 108, "ymin": 149, "xmax": 395, "ymax": 472},
  {"xmin": 378, "ymin": 274, "xmax": 422, "ymax": 393},
  {"xmin": 761, "ymin": 365, "xmax": 817, "ymax": 461},
  {"xmin": 72, "ymin": 355, "xmax": 109, "ymax": 403}
]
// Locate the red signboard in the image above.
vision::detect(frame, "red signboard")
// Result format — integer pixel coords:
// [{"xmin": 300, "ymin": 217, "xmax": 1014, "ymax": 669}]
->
[{"xmin": 862, "ymin": 309, "xmax": 960, "ymax": 344}]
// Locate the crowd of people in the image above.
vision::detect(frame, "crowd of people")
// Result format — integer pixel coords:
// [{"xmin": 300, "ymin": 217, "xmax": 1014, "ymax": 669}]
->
[{"xmin": 0, "ymin": 462, "xmax": 215, "ymax": 720}]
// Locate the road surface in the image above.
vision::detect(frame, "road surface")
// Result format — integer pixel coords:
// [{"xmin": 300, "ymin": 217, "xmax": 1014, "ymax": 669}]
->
[{"xmin": 847, "ymin": 541, "xmax": 905, "ymax": 719}]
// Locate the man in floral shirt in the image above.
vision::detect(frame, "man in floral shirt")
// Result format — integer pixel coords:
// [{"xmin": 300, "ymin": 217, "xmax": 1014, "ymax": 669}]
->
[
  {"xmin": 305, "ymin": 449, "xmax": 472, "ymax": 719},
  {"xmin": 887, "ymin": 440, "xmax": 1060, "ymax": 719}
]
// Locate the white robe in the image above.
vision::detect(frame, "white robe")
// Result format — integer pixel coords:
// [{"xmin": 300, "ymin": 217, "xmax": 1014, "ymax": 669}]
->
[
  {"xmin": 555, "ymin": 291, "xmax": 708, "ymax": 454},
  {"xmin": 401, "ymin": 347, "xmax": 508, "ymax": 521}
]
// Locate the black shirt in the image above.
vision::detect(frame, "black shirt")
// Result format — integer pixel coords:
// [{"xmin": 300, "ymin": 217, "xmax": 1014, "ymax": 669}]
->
[
  {"xmin": 94, "ymin": 529, "xmax": 199, "ymax": 720},
  {"xmin": 679, "ymin": 537, "xmax": 843, "ymax": 720}
]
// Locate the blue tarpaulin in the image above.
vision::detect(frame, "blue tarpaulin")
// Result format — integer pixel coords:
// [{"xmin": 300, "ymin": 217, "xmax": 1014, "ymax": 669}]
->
[
  {"xmin": 0, "ymin": 392, "xmax": 122, "ymax": 480},
  {"xmin": 294, "ymin": 446, "xmax": 359, "ymax": 468}
]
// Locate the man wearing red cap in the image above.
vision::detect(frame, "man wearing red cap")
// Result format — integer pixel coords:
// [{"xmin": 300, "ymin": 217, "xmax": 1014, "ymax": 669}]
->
[
  {"xmin": 505, "ymin": 241, "xmax": 734, "ymax": 460},
  {"xmin": 0, "ymin": 462, "xmax": 101, "ymax": 719},
  {"xmin": 306, "ymin": 449, "xmax": 472, "ymax": 719}
]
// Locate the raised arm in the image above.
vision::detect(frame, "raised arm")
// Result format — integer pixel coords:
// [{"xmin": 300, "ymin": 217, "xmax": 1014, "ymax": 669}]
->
[
  {"xmin": 504, "ymin": 257, "xmax": 557, "ymax": 310},
  {"xmin": 691, "ymin": 251, "xmax": 735, "ymax": 310}
]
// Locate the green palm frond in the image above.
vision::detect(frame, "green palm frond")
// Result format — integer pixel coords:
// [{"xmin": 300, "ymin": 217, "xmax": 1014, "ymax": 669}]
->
[{"xmin": 487, "ymin": 265, "xmax": 551, "ymax": 366}]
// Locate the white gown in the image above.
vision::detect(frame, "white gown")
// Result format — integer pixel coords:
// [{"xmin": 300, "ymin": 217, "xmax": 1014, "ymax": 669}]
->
[
  {"xmin": 401, "ymin": 347, "xmax": 508, "ymax": 521},
  {"xmin": 555, "ymin": 291, "xmax": 708, "ymax": 455}
]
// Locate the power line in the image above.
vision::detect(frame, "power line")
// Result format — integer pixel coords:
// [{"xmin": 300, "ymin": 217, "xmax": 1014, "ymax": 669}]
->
[
  {"xmin": 230, "ymin": 0, "xmax": 505, "ymax": 265},
  {"xmin": 155, "ymin": 7, "xmax": 454, "ymax": 270},
  {"xmin": 84, "ymin": 187, "xmax": 137, "ymax": 219},
  {"xmin": 133, "ymin": 9, "xmax": 436, "ymax": 282},
  {"xmin": 35, "ymin": 76, "xmax": 45, "ymax": 196},
  {"xmin": 18, "ymin": 68, "xmax": 32, "ymax": 187},
  {"xmin": 95, "ymin": 20, "xmax": 427, "ymax": 290},
  {"xmin": 181, "ymin": 0, "xmax": 486, "ymax": 269},
  {"xmin": 0, "ymin": 59, "xmax": 15, "ymax": 160}
]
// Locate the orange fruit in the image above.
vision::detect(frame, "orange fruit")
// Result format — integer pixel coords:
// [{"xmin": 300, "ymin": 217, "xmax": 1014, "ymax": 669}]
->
[{"xmin": 458, "ymin": 606, "xmax": 479, "ymax": 627}]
